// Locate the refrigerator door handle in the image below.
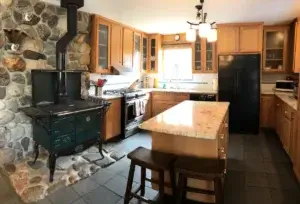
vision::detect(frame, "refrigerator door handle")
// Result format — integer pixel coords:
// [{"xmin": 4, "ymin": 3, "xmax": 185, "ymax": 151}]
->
[
  {"xmin": 234, "ymin": 72, "xmax": 238, "ymax": 99},
  {"xmin": 236, "ymin": 71, "xmax": 239, "ymax": 89}
]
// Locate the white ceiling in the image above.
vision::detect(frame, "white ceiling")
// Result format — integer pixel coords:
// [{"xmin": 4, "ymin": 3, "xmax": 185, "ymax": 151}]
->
[{"xmin": 43, "ymin": 0, "xmax": 300, "ymax": 34}]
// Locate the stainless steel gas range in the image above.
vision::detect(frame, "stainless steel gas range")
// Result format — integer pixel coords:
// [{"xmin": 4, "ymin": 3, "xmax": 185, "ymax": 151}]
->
[{"xmin": 104, "ymin": 89, "xmax": 148, "ymax": 138}]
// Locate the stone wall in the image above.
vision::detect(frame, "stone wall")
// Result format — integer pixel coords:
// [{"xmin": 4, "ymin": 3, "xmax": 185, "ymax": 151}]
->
[{"xmin": 0, "ymin": 0, "xmax": 92, "ymax": 165}]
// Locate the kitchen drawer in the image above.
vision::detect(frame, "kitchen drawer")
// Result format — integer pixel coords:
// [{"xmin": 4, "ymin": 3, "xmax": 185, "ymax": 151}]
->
[{"xmin": 282, "ymin": 103, "xmax": 292, "ymax": 120}]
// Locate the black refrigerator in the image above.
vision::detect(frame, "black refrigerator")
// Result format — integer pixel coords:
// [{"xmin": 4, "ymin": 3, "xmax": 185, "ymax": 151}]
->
[{"xmin": 218, "ymin": 54, "xmax": 260, "ymax": 134}]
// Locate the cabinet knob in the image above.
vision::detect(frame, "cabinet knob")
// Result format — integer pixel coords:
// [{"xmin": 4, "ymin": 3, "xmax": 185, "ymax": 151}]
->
[
  {"xmin": 225, "ymin": 123, "xmax": 228, "ymax": 128},
  {"xmin": 220, "ymin": 134, "xmax": 225, "ymax": 139},
  {"xmin": 277, "ymin": 104, "xmax": 280, "ymax": 106},
  {"xmin": 219, "ymin": 147, "xmax": 225, "ymax": 153},
  {"xmin": 285, "ymin": 111, "xmax": 288, "ymax": 114}
]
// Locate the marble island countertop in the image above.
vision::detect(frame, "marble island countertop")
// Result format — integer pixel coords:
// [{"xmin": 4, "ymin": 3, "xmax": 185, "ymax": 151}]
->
[{"xmin": 139, "ymin": 100, "xmax": 229, "ymax": 140}]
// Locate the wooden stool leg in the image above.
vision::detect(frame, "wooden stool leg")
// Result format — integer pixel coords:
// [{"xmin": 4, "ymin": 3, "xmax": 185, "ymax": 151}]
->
[
  {"xmin": 140, "ymin": 167, "xmax": 146, "ymax": 196},
  {"xmin": 176, "ymin": 173, "xmax": 185, "ymax": 204},
  {"xmin": 124, "ymin": 162, "xmax": 136, "ymax": 204},
  {"xmin": 169, "ymin": 167, "xmax": 176, "ymax": 199},
  {"xmin": 214, "ymin": 178, "xmax": 224, "ymax": 204},
  {"xmin": 158, "ymin": 170, "xmax": 165, "ymax": 203},
  {"xmin": 182, "ymin": 175, "xmax": 187, "ymax": 203}
]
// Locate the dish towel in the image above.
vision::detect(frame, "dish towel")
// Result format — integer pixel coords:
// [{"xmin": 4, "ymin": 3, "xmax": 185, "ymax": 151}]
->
[
  {"xmin": 135, "ymin": 101, "xmax": 141, "ymax": 116},
  {"xmin": 140, "ymin": 100, "xmax": 146, "ymax": 115}
]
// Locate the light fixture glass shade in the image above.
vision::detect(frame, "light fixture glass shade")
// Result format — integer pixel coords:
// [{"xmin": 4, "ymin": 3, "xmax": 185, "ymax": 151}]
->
[
  {"xmin": 186, "ymin": 28, "xmax": 196, "ymax": 42},
  {"xmin": 207, "ymin": 28, "xmax": 217, "ymax": 42},
  {"xmin": 198, "ymin": 23, "xmax": 211, "ymax": 38}
]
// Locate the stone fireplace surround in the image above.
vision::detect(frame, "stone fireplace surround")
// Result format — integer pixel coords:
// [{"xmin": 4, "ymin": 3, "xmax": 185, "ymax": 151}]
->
[{"xmin": 0, "ymin": 0, "xmax": 92, "ymax": 166}]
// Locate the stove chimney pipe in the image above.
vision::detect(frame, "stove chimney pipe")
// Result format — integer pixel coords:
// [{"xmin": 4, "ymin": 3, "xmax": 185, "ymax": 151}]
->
[{"xmin": 56, "ymin": 0, "xmax": 84, "ymax": 103}]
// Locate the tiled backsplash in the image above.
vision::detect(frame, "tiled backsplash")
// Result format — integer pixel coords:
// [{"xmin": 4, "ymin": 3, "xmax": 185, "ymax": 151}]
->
[
  {"xmin": 89, "ymin": 72, "xmax": 299, "ymax": 95},
  {"xmin": 89, "ymin": 73, "xmax": 217, "ymax": 91}
]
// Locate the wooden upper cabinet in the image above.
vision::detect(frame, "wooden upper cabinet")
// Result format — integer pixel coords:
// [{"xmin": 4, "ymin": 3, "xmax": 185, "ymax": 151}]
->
[
  {"xmin": 133, "ymin": 32, "xmax": 142, "ymax": 71},
  {"xmin": 193, "ymin": 37, "xmax": 216, "ymax": 73},
  {"xmin": 239, "ymin": 26, "xmax": 262, "ymax": 52},
  {"xmin": 111, "ymin": 23, "xmax": 123, "ymax": 66},
  {"xmin": 217, "ymin": 26, "xmax": 239, "ymax": 53},
  {"xmin": 293, "ymin": 19, "xmax": 300, "ymax": 73},
  {"xmin": 148, "ymin": 34, "xmax": 161, "ymax": 73},
  {"xmin": 122, "ymin": 28, "xmax": 134, "ymax": 67},
  {"xmin": 263, "ymin": 26, "xmax": 289, "ymax": 73},
  {"xmin": 142, "ymin": 34, "xmax": 149, "ymax": 72},
  {"xmin": 90, "ymin": 15, "xmax": 111, "ymax": 73},
  {"xmin": 217, "ymin": 23, "xmax": 263, "ymax": 54}
]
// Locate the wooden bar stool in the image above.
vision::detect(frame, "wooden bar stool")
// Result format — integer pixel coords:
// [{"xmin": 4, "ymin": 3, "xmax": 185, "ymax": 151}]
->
[
  {"xmin": 124, "ymin": 147, "xmax": 177, "ymax": 204},
  {"xmin": 174, "ymin": 156, "xmax": 225, "ymax": 204}
]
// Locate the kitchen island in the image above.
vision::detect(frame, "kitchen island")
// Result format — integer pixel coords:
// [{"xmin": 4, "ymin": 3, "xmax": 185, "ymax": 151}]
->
[{"xmin": 139, "ymin": 100, "xmax": 229, "ymax": 203}]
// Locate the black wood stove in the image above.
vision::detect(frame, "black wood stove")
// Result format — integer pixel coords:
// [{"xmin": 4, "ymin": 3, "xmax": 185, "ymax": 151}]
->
[{"xmin": 20, "ymin": 0, "xmax": 110, "ymax": 182}]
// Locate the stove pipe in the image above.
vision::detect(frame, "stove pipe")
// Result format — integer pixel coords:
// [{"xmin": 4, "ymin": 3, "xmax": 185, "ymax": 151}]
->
[{"xmin": 56, "ymin": 0, "xmax": 84, "ymax": 103}]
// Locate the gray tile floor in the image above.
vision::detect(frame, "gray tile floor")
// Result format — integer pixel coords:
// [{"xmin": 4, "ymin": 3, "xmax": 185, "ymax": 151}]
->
[{"xmin": 0, "ymin": 130, "xmax": 300, "ymax": 204}]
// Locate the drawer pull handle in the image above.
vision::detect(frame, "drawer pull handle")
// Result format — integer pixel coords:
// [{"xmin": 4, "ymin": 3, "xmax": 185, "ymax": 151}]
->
[
  {"xmin": 86, "ymin": 116, "xmax": 91, "ymax": 122},
  {"xmin": 219, "ymin": 147, "xmax": 225, "ymax": 153},
  {"xmin": 221, "ymin": 154, "xmax": 227, "ymax": 159}
]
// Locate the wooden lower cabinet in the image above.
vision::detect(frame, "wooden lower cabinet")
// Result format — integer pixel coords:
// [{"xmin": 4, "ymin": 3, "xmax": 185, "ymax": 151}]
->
[
  {"xmin": 294, "ymin": 111, "xmax": 300, "ymax": 181},
  {"xmin": 103, "ymin": 98, "xmax": 121, "ymax": 141},
  {"xmin": 275, "ymin": 97, "xmax": 283, "ymax": 137},
  {"xmin": 260, "ymin": 95, "xmax": 275, "ymax": 127},
  {"xmin": 272, "ymin": 96, "xmax": 299, "ymax": 181},
  {"xmin": 290, "ymin": 112, "xmax": 298, "ymax": 163},
  {"xmin": 282, "ymin": 116, "xmax": 291, "ymax": 153},
  {"xmin": 151, "ymin": 92, "xmax": 190, "ymax": 116}
]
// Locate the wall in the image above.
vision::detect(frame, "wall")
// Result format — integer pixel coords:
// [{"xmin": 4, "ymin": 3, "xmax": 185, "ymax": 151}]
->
[{"xmin": 0, "ymin": 0, "xmax": 91, "ymax": 165}]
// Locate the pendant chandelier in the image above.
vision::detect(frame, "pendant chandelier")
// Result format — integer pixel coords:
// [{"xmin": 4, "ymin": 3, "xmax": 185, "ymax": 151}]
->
[{"xmin": 186, "ymin": 0, "xmax": 217, "ymax": 42}]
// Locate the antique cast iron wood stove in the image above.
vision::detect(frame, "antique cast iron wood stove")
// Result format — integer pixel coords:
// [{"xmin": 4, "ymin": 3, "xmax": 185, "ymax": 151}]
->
[{"xmin": 20, "ymin": 0, "xmax": 110, "ymax": 182}]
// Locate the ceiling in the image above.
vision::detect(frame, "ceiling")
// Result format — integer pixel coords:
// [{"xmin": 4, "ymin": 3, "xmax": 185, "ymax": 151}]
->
[{"xmin": 43, "ymin": 0, "xmax": 300, "ymax": 34}]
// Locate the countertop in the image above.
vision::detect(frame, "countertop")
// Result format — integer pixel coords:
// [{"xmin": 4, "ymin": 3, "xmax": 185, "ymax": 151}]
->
[
  {"xmin": 89, "ymin": 88, "xmax": 217, "ymax": 100},
  {"xmin": 139, "ymin": 101, "xmax": 229, "ymax": 140},
  {"xmin": 89, "ymin": 94, "xmax": 123, "ymax": 100},
  {"xmin": 261, "ymin": 91, "xmax": 297, "ymax": 111},
  {"xmin": 276, "ymin": 93, "xmax": 298, "ymax": 111},
  {"xmin": 141, "ymin": 88, "xmax": 217, "ymax": 94}
]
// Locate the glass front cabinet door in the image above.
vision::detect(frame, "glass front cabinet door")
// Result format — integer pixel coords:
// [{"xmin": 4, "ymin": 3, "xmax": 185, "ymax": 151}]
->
[
  {"xmin": 133, "ymin": 33, "xmax": 142, "ymax": 72},
  {"xmin": 91, "ymin": 16, "xmax": 111, "ymax": 73},
  {"xmin": 263, "ymin": 26, "xmax": 288, "ymax": 72},
  {"xmin": 193, "ymin": 36, "xmax": 216, "ymax": 73},
  {"xmin": 142, "ymin": 35, "xmax": 148, "ymax": 72}
]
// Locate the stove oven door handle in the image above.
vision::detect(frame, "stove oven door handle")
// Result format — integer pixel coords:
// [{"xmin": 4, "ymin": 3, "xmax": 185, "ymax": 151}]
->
[{"xmin": 126, "ymin": 101, "xmax": 136, "ymax": 106}]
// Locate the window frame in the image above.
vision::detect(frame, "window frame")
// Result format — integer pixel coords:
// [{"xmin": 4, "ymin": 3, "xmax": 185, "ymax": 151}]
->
[{"xmin": 161, "ymin": 45, "xmax": 193, "ymax": 80}]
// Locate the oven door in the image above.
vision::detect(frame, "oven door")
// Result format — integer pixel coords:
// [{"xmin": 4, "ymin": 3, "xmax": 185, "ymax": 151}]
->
[
  {"xmin": 125, "ymin": 101, "xmax": 136, "ymax": 126},
  {"xmin": 124, "ymin": 99, "xmax": 145, "ymax": 128}
]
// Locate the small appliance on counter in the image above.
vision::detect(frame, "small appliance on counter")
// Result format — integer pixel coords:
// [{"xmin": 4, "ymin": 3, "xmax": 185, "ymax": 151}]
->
[{"xmin": 275, "ymin": 80, "xmax": 294, "ymax": 92}]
